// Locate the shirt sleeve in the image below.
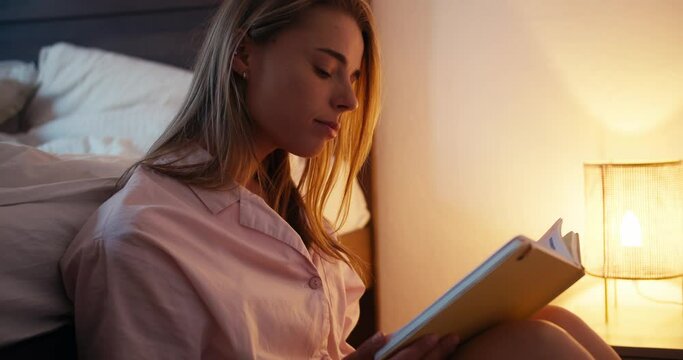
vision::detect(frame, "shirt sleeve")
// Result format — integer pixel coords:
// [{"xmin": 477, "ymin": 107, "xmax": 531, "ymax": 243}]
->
[
  {"xmin": 61, "ymin": 228, "xmax": 212, "ymax": 360},
  {"xmin": 338, "ymin": 260, "xmax": 366, "ymax": 356}
]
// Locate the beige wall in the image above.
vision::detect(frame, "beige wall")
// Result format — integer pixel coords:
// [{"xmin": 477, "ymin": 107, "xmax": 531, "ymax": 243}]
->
[{"xmin": 372, "ymin": 0, "xmax": 683, "ymax": 331}]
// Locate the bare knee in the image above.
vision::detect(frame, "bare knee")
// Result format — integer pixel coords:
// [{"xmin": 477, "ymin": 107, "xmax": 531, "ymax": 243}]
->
[
  {"xmin": 453, "ymin": 319, "xmax": 593, "ymax": 360},
  {"xmin": 533, "ymin": 305, "xmax": 594, "ymax": 339},
  {"xmin": 533, "ymin": 305, "xmax": 579, "ymax": 323},
  {"xmin": 534, "ymin": 305, "xmax": 620, "ymax": 360}
]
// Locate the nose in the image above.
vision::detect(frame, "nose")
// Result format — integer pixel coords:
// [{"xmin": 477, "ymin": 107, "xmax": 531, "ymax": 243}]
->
[{"xmin": 332, "ymin": 79, "xmax": 359, "ymax": 112}]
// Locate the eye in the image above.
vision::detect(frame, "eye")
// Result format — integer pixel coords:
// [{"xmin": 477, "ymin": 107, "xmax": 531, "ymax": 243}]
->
[{"xmin": 314, "ymin": 67, "xmax": 332, "ymax": 79}]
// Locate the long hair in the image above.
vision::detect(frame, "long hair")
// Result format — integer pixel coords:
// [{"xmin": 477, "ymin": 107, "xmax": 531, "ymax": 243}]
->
[{"xmin": 118, "ymin": 0, "xmax": 380, "ymax": 282}]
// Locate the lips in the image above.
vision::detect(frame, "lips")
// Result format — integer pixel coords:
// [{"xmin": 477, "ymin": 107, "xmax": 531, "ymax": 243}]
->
[{"xmin": 314, "ymin": 119, "xmax": 340, "ymax": 132}]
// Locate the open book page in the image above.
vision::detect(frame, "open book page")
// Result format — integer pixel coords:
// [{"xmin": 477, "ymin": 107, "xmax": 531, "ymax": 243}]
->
[
  {"xmin": 562, "ymin": 231, "xmax": 581, "ymax": 264},
  {"xmin": 536, "ymin": 218, "xmax": 579, "ymax": 264}
]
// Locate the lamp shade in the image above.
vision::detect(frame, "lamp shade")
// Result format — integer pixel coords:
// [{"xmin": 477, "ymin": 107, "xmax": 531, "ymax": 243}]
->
[{"xmin": 584, "ymin": 161, "xmax": 683, "ymax": 279}]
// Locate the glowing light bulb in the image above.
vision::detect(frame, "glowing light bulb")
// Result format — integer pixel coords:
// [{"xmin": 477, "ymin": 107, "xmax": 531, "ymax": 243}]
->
[{"xmin": 620, "ymin": 211, "xmax": 642, "ymax": 247}]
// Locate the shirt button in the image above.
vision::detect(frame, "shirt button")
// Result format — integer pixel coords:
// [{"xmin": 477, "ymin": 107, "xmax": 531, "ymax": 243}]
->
[{"xmin": 308, "ymin": 276, "xmax": 323, "ymax": 290}]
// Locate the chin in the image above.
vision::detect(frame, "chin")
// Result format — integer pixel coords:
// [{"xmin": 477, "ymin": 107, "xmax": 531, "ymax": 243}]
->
[{"xmin": 288, "ymin": 142, "xmax": 327, "ymax": 158}]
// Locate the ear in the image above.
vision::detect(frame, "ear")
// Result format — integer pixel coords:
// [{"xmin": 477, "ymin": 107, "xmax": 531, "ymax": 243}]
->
[{"xmin": 232, "ymin": 35, "xmax": 254, "ymax": 78}]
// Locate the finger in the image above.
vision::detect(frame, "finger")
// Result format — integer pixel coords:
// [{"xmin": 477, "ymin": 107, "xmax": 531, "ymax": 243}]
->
[
  {"xmin": 422, "ymin": 334, "xmax": 461, "ymax": 360},
  {"xmin": 390, "ymin": 334, "xmax": 440, "ymax": 360},
  {"xmin": 345, "ymin": 332, "xmax": 387, "ymax": 360}
]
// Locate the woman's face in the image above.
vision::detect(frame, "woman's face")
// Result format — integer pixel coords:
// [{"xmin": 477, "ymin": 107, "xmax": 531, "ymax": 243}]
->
[{"xmin": 241, "ymin": 6, "xmax": 364, "ymax": 159}]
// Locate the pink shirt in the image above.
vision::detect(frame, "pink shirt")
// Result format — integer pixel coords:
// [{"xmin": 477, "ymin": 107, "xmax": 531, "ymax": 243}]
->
[{"xmin": 60, "ymin": 154, "xmax": 365, "ymax": 359}]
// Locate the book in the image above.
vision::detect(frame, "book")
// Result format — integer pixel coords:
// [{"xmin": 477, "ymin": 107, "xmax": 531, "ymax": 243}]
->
[{"xmin": 375, "ymin": 218, "xmax": 584, "ymax": 360}]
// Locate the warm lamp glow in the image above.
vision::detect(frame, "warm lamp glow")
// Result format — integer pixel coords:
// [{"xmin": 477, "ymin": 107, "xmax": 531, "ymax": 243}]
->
[
  {"xmin": 583, "ymin": 161, "xmax": 683, "ymax": 280},
  {"xmin": 619, "ymin": 211, "xmax": 642, "ymax": 248},
  {"xmin": 515, "ymin": 1, "xmax": 683, "ymax": 135}
]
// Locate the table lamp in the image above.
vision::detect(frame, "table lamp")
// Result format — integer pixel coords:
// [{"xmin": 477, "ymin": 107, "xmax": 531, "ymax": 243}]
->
[{"xmin": 583, "ymin": 161, "xmax": 683, "ymax": 322}]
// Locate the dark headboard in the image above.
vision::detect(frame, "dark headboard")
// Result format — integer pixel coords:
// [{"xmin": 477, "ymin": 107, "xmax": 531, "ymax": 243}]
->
[{"xmin": 0, "ymin": 0, "xmax": 221, "ymax": 69}]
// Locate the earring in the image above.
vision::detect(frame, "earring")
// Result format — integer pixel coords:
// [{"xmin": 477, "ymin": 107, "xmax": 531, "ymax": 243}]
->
[{"xmin": 242, "ymin": 71, "xmax": 248, "ymax": 80}]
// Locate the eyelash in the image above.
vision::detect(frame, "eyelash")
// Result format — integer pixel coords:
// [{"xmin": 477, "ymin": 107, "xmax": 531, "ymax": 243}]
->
[
  {"xmin": 314, "ymin": 67, "xmax": 332, "ymax": 79},
  {"xmin": 314, "ymin": 66, "xmax": 359, "ymax": 85}
]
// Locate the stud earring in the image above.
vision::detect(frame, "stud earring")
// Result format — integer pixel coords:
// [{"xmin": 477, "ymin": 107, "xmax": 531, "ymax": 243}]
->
[{"xmin": 242, "ymin": 71, "xmax": 248, "ymax": 80}]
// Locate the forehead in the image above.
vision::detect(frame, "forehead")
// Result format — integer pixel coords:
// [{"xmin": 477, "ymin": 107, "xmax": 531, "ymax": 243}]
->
[{"xmin": 271, "ymin": 6, "xmax": 364, "ymax": 68}]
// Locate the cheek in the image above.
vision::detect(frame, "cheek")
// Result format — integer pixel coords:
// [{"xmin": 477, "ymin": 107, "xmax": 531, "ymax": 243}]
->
[{"xmin": 249, "ymin": 68, "xmax": 320, "ymax": 128}]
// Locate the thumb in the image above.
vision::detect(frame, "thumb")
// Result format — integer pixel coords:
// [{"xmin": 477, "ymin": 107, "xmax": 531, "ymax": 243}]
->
[{"xmin": 345, "ymin": 332, "xmax": 387, "ymax": 360}]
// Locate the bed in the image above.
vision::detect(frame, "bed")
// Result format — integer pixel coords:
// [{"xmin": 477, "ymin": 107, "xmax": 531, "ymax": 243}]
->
[{"xmin": 0, "ymin": 0, "xmax": 377, "ymax": 357}]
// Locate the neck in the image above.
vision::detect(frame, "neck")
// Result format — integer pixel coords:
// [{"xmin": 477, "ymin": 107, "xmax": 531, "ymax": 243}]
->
[
  {"xmin": 245, "ymin": 131, "xmax": 290, "ymax": 200},
  {"xmin": 245, "ymin": 177, "xmax": 265, "ymax": 198},
  {"xmin": 252, "ymin": 129, "xmax": 276, "ymax": 163},
  {"xmin": 244, "ymin": 142, "xmax": 274, "ymax": 199}
]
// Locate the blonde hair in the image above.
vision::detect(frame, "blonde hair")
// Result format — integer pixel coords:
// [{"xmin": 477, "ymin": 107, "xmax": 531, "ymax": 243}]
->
[{"xmin": 118, "ymin": 0, "xmax": 380, "ymax": 282}]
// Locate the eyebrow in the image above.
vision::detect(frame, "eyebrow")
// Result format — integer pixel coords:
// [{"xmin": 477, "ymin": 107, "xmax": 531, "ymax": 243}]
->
[{"xmin": 315, "ymin": 47, "xmax": 361, "ymax": 80}]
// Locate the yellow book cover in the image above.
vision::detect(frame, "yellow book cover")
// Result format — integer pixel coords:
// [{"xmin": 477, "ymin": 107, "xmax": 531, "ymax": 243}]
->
[{"xmin": 375, "ymin": 219, "xmax": 584, "ymax": 360}]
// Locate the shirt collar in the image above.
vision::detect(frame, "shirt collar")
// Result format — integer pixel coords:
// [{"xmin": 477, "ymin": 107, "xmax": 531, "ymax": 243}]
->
[
  {"xmin": 154, "ymin": 146, "xmax": 240, "ymax": 215},
  {"xmin": 170, "ymin": 146, "xmax": 312, "ymax": 259},
  {"xmin": 188, "ymin": 184, "xmax": 241, "ymax": 215},
  {"xmin": 192, "ymin": 183, "xmax": 310, "ymax": 259},
  {"xmin": 237, "ymin": 187, "xmax": 310, "ymax": 257}
]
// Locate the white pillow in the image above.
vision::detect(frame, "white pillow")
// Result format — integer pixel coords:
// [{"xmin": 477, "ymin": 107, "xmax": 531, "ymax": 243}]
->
[
  {"xmin": 0, "ymin": 61, "xmax": 37, "ymax": 84},
  {"xmin": 23, "ymin": 105, "xmax": 179, "ymax": 155},
  {"xmin": 34, "ymin": 136, "xmax": 142, "ymax": 158},
  {"xmin": 0, "ymin": 142, "xmax": 134, "ymax": 347},
  {"xmin": 24, "ymin": 42, "xmax": 192, "ymax": 128}
]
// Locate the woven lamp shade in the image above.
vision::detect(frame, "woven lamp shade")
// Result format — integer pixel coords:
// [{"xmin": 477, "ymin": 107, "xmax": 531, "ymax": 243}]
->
[{"xmin": 583, "ymin": 161, "xmax": 683, "ymax": 279}]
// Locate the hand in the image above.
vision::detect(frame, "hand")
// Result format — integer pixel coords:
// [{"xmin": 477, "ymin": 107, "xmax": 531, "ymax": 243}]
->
[{"xmin": 344, "ymin": 332, "xmax": 460, "ymax": 360}]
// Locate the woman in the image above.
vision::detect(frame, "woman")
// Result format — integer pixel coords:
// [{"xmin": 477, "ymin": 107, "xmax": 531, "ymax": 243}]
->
[{"xmin": 60, "ymin": 0, "xmax": 620, "ymax": 359}]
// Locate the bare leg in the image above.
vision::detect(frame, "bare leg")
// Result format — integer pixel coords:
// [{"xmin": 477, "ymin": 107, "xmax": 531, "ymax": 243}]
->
[
  {"xmin": 533, "ymin": 305, "xmax": 620, "ymax": 360},
  {"xmin": 452, "ymin": 319, "xmax": 594, "ymax": 360}
]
